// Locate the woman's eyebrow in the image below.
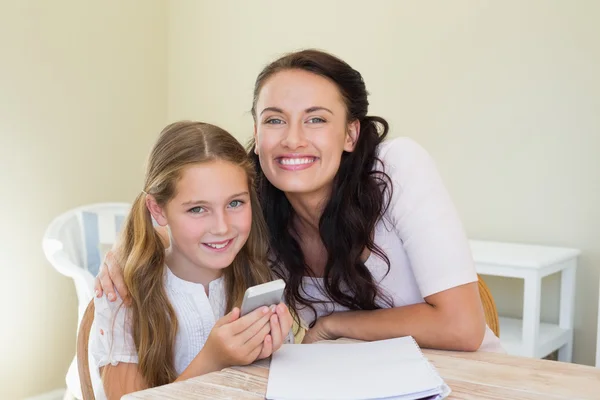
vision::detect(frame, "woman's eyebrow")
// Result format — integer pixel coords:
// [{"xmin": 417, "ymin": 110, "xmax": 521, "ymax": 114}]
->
[
  {"xmin": 260, "ymin": 106, "xmax": 284, "ymax": 116},
  {"xmin": 305, "ymin": 106, "xmax": 333, "ymax": 115}
]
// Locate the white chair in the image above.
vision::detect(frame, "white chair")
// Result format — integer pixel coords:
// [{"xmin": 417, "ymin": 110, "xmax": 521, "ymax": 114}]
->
[{"xmin": 43, "ymin": 202, "xmax": 131, "ymax": 399}]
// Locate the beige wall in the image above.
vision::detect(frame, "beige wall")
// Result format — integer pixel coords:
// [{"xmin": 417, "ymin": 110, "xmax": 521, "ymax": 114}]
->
[
  {"xmin": 168, "ymin": 0, "xmax": 600, "ymax": 366},
  {"xmin": 0, "ymin": 1, "xmax": 167, "ymax": 398},
  {"xmin": 3, "ymin": 2, "xmax": 599, "ymax": 398}
]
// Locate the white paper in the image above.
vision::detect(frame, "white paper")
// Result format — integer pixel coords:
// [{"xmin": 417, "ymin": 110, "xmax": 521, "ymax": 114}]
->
[{"xmin": 266, "ymin": 337, "xmax": 449, "ymax": 400}]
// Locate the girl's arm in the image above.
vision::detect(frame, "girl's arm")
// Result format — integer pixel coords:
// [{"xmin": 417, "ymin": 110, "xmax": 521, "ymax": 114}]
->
[
  {"xmin": 90, "ymin": 293, "xmax": 145, "ymax": 400},
  {"xmin": 101, "ymin": 363, "xmax": 148, "ymax": 400},
  {"xmin": 99, "ymin": 305, "xmax": 292, "ymax": 399},
  {"xmin": 177, "ymin": 305, "xmax": 293, "ymax": 381}
]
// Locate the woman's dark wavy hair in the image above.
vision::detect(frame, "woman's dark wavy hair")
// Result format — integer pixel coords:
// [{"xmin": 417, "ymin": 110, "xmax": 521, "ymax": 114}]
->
[{"xmin": 248, "ymin": 49, "xmax": 393, "ymax": 327}]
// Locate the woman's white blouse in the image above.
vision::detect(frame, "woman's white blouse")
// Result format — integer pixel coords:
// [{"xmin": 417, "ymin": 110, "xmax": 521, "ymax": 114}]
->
[{"xmin": 297, "ymin": 137, "xmax": 504, "ymax": 353}]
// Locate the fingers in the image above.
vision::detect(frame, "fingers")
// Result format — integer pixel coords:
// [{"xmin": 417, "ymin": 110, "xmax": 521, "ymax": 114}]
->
[
  {"xmin": 214, "ymin": 308, "xmax": 240, "ymax": 328},
  {"xmin": 255, "ymin": 335, "xmax": 273, "ymax": 360},
  {"xmin": 229, "ymin": 306, "xmax": 272, "ymax": 335},
  {"xmin": 276, "ymin": 303, "xmax": 293, "ymax": 335},
  {"xmin": 270, "ymin": 314, "xmax": 282, "ymax": 350},
  {"xmin": 94, "ymin": 275, "xmax": 103, "ymax": 298},
  {"xmin": 106, "ymin": 252, "xmax": 129, "ymax": 302},
  {"xmin": 238, "ymin": 309, "xmax": 273, "ymax": 344},
  {"xmin": 97, "ymin": 261, "xmax": 116, "ymax": 300},
  {"xmin": 245, "ymin": 319, "xmax": 273, "ymax": 350}
]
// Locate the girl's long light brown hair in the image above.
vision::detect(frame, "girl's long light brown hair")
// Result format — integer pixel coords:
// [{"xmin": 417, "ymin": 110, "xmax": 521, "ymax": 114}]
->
[{"xmin": 118, "ymin": 121, "xmax": 272, "ymax": 387}]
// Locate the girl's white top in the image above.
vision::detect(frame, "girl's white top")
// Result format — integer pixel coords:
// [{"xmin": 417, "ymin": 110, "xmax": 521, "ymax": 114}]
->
[{"xmin": 88, "ymin": 266, "xmax": 227, "ymax": 399}]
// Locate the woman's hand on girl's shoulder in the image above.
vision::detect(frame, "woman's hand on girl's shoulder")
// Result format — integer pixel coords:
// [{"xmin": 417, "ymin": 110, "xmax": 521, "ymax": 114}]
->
[
  {"xmin": 94, "ymin": 226, "xmax": 168, "ymax": 305},
  {"xmin": 94, "ymin": 251, "xmax": 130, "ymax": 305}
]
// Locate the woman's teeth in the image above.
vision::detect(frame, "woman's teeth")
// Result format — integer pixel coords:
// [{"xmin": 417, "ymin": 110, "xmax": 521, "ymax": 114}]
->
[{"xmin": 279, "ymin": 157, "xmax": 315, "ymax": 165}]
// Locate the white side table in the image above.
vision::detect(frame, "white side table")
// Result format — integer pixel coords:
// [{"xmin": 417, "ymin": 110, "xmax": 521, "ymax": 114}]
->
[{"xmin": 469, "ymin": 240, "xmax": 580, "ymax": 362}]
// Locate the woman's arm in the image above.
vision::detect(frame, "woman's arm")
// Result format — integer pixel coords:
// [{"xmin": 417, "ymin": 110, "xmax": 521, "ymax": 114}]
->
[
  {"xmin": 304, "ymin": 282, "xmax": 486, "ymax": 351},
  {"xmin": 303, "ymin": 138, "xmax": 486, "ymax": 350}
]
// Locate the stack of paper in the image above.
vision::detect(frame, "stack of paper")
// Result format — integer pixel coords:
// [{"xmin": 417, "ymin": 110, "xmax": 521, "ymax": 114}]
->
[{"xmin": 266, "ymin": 336, "xmax": 450, "ymax": 400}]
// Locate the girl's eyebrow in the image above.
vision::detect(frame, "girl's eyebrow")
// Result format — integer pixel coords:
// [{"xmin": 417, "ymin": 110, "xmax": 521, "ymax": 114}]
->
[{"xmin": 181, "ymin": 192, "xmax": 249, "ymax": 206}]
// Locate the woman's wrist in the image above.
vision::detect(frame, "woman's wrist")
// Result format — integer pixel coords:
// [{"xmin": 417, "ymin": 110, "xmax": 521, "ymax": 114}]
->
[{"xmin": 321, "ymin": 313, "xmax": 341, "ymax": 340}]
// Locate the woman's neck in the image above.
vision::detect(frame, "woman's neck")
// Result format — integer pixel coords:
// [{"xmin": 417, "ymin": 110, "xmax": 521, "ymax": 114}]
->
[
  {"xmin": 285, "ymin": 189, "xmax": 330, "ymax": 236},
  {"xmin": 165, "ymin": 247, "xmax": 222, "ymax": 290}
]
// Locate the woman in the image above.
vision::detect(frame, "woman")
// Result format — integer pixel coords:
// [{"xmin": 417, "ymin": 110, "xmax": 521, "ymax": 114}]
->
[{"xmin": 97, "ymin": 49, "xmax": 502, "ymax": 352}]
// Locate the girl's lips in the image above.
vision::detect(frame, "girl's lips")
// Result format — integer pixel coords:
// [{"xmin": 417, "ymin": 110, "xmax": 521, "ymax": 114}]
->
[{"xmin": 202, "ymin": 239, "xmax": 233, "ymax": 252}]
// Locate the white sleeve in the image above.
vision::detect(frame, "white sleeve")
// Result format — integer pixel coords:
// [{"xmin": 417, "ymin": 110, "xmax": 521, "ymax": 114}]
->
[
  {"xmin": 89, "ymin": 294, "xmax": 139, "ymax": 368},
  {"xmin": 380, "ymin": 138, "xmax": 477, "ymax": 297}
]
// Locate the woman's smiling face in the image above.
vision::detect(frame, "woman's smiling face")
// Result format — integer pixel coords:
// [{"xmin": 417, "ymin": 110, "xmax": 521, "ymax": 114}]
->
[{"xmin": 253, "ymin": 69, "xmax": 359, "ymax": 197}]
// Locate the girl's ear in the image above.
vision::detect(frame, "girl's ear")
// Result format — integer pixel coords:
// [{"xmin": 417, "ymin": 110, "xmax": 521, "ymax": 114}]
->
[{"xmin": 145, "ymin": 195, "xmax": 168, "ymax": 227}]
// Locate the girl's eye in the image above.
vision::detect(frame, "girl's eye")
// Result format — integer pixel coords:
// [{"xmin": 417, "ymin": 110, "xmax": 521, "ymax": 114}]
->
[
  {"xmin": 265, "ymin": 118, "xmax": 285, "ymax": 125},
  {"xmin": 189, "ymin": 206, "xmax": 205, "ymax": 214},
  {"xmin": 307, "ymin": 117, "xmax": 326, "ymax": 123},
  {"xmin": 228, "ymin": 200, "xmax": 244, "ymax": 208}
]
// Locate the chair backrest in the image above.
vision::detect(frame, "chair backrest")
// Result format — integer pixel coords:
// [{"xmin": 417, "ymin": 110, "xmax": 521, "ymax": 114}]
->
[
  {"xmin": 43, "ymin": 202, "xmax": 130, "ymax": 321},
  {"xmin": 43, "ymin": 202, "xmax": 130, "ymax": 399},
  {"xmin": 77, "ymin": 300, "xmax": 96, "ymax": 400},
  {"xmin": 478, "ymin": 275, "xmax": 500, "ymax": 337}
]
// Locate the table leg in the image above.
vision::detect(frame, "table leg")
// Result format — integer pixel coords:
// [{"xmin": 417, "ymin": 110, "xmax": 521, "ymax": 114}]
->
[
  {"xmin": 523, "ymin": 274, "xmax": 541, "ymax": 358},
  {"xmin": 558, "ymin": 263, "xmax": 576, "ymax": 362}
]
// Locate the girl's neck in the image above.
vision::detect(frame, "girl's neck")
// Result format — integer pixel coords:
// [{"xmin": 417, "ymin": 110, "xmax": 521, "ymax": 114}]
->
[{"xmin": 165, "ymin": 247, "xmax": 222, "ymax": 290}]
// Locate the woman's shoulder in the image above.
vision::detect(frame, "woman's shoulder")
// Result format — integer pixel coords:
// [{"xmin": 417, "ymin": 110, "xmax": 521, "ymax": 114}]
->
[
  {"xmin": 375, "ymin": 137, "xmax": 440, "ymax": 186},
  {"xmin": 377, "ymin": 137, "xmax": 433, "ymax": 167}
]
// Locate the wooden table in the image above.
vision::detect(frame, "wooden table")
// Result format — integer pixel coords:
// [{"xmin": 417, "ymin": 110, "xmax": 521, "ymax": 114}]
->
[{"xmin": 124, "ymin": 342, "xmax": 600, "ymax": 399}]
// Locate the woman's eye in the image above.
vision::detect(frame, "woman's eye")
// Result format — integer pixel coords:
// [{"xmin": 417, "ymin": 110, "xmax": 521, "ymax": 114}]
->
[
  {"xmin": 265, "ymin": 118, "xmax": 284, "ymax": 125},
  {"xmin": 307, "ymin": 117, "xmax": 326, "ymax": 123},
  {"xmin": 228, "ymin": 200, "xmax": 243, "ymax": 208},
  {"xmin": 189, "ymin": 206, "xmax": 205, "ymax": 214}
]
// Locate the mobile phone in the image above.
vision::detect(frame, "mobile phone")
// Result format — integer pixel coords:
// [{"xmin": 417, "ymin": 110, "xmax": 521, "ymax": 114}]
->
[{"xmin": 240, "ymin": 279, "xmax": 286, "ymax": 316}]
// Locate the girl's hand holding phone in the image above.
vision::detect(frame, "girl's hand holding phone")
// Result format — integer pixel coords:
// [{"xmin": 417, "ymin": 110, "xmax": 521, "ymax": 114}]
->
[
  {"xmin": 178, "ymin": 300, "xmax": 295, "ymax": 381},
  {"xmin": 202, "ymin": 306, "xmax": 274, "ymax": 369}
]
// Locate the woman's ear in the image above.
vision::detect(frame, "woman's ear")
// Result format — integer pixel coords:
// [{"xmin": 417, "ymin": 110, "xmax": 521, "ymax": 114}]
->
[
  {"xmin": 344, "ymin": 120, "xmax": 360, "ymax": 152},
  {"xmin": 145, "ymin": 195, "xmax": 168, "ymax": 227},
  {"xmin": 253, "ymin": 123, "xmax": 259, "ymax": 155}
]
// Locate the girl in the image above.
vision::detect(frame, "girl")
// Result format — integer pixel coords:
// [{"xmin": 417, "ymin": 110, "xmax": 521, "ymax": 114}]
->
[
  {"xmin": 89, "ymin": 121, "xmax": 293, "ymax": 399},
  {"xmin": 96, "ymin": 50, "xmax": 503, "ymax": 353}
]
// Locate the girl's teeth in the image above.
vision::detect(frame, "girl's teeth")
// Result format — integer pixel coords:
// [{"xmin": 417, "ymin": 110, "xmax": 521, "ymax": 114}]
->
[
  {"xmin": 280, "ymin": 157, "xmax": 314, "ymax": 165},
  {"xmin": 206, "ymin": 241, "xmax": 228, "ymax": 249}
]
